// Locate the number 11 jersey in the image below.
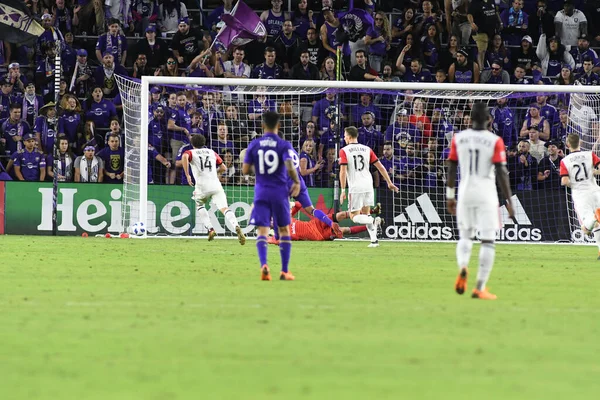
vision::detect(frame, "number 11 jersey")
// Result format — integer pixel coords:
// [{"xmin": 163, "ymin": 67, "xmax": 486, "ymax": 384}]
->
[{"xmin": 339, "ymin": 143, "xmax": 378, "ymax": 193}]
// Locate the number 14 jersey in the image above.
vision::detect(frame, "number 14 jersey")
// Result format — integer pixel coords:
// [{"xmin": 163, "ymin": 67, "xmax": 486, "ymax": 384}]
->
[
  {"xmin": 184, "ymin": 147, "xmax": 223, "ymax": 193},
  {"xmin": 560, "ymin": 151, "xmax": 600, "ymax": 194},
  {"xmin": 339, "ymin": 143, "xmax": 378, "ymax": 193}
]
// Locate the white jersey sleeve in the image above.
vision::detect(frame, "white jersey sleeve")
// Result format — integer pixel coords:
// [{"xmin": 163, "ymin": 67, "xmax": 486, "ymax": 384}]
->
[
  {"xmin": 448, "ymin": 129, "xmax": 506, "ymax": 204},
  {"xmin": 340, "ymin": 143, "xmax": 378, "ymax": 193},
  {"xmin": 560, "ymin": 151, "xmax": 600, "ymax": 193},
  {"xmin": 185, "ymin": 148, "xmax": 224, "ymax": 193}
]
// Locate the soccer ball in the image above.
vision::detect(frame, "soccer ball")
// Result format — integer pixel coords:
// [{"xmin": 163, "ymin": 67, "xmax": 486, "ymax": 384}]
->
[{"xmin": 130, "ymin": 222, "xmax": 146, "ymax": 236}]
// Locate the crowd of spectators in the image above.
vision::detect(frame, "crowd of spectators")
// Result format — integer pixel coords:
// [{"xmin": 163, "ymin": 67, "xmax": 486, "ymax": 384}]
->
[{"xmin": 1, "ymin": 0, "xmax": 599, "ymax": 193}]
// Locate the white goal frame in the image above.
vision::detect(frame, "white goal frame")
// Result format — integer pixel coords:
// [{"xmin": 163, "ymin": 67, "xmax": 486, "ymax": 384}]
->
[{"xmin": 134, "ymin": 77, "xmax": 600, "ymax": 238}]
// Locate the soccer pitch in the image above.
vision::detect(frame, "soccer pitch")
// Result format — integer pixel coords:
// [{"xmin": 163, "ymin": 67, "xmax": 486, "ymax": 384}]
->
[{"xmin": 1, "ymin": 237, "xmax": 599, "ymax": 399}]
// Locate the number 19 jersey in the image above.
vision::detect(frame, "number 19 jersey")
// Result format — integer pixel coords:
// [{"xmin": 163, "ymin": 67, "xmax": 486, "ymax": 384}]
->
[
  {"xmin": 448, "ymin": 129, "xmax": 506, "ymax": 205},
  {"xmin": 184, "ymin": 147, "xmax": 223, "ymax": 193},
  {"xmin": 339, "ymin": 143, "xmax": 378, "ymax": 193},
  {"xmin": 560, "ymin": 151, "xmax": 600, "ymax": 194}
]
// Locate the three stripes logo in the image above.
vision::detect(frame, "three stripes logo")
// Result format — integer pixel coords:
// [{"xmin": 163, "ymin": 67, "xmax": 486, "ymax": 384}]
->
[
  {"xmin": 386, "ymin": 194, "xmax": 453, "ymax": 239},
  {"xmin": 500, "ymin": 195, "xmax": 531, "ymax": 225},
  {"xmin": 497, "ymin": 195, "xmax": 542, "ymax": 241}
]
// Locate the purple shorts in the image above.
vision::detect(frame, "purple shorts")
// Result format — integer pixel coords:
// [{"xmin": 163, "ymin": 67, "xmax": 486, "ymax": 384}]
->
[
  {"xmin": 294, "ymin": 185, "xmax": 312, "ymax": 209},
  {"xmin": 251, "ymin": 192, "xmax": 291, "ymax": 228}
]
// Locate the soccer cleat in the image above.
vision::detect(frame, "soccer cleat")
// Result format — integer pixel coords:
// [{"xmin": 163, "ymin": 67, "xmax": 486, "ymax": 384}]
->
[
  {"xmin": 471, "ymin": 288, "xmax": 497, "ymax": 300},
  {"xmin": 374, "ymin": 216, "xmax": 384, "ymax": 236},
  {"xmin": 595, "ymin": 208, "xmax": 600, "ymax": 223},
  {"xmin": 261, "ymin": 265, "xmax": 272, "ymax": 281},
  {"xmin": 267, "ymin": 236, "xmax": 280, "ymax": 246},
  {"xmin": 368, "ymin": 240, "xmax": 379, "ymax": 248},
  {"xmin": 455, "ymin": 267, "xmax": 468, "ymax": 295},
  {"xmin": 236, "ymin": 226, "xmax": 246, "ymax": 245},
  {"xmin": 280, "ymin": 271, "xmax": 295, "ymax": 280},
  {"xmin": 371, "ymin": 202, "xmax": 382, "ymax": 215},
  {"xmin": 208, "ymin": 228, "xmax": 217, "ymax": 241}
]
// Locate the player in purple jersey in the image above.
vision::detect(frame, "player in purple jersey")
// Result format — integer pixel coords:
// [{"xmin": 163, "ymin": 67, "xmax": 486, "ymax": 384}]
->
[{"xmin": 242, "ymin": 112, "xmax": 300, "ymax": 281}]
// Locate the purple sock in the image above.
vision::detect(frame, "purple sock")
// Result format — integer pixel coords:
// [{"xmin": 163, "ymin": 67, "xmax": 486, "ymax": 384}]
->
[
  {"xmin": 312, "ymin": 209, "xmax": 333, "ymax": 227},
  {"xmin": 256, "ymin": 235, "xmax": 268, "ymax": 267},
  {"xmin": 279, "ymin": 236, "xmax": 292, "ymax": 273}
]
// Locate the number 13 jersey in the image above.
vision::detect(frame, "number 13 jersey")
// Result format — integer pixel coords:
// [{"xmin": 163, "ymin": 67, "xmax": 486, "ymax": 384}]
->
[
  {"xmin": 184, "ymin": 147, "xmax": 223, "ymax": 193},
  {"xmin": 448, "ymin": 129, "xmax": 506, "ymax": 205},
  {"xmin": 339, "ymin": 143, "xmax": 378, "ymax": 193},
  {"xmin": 560, "ymin": 151, "xmax": 600, "ymax": 194}
]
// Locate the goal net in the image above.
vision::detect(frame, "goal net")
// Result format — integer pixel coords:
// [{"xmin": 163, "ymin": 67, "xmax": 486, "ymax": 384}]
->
[{"xmin": 116, "ymin": 76, "xmax": 599, "ymax": 243}]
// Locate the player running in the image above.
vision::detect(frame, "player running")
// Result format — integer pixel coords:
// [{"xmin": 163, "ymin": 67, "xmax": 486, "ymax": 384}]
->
[
  {"xmin": 339, "ymin": 126, "xmax": 399, "ymax": 247},
  {"xmin": 267, "ymin": 201, "xmax": 375, "ymax": 243},
  {"xmin": 182, "ymin": 134, "xmax": 246, "ymax": 245},
  {"xmin": 446, "ymin": 102, "xmax": 514, "ymax": 300},
  {"xmin": 242, "ymin": 111, "xmax": 301, "ymax": 281},
  {"xmin": 560, "ymin": 133, "xmax": 600, "ymax": 258}
]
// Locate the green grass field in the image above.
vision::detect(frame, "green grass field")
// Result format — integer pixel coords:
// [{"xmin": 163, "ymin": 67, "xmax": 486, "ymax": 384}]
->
[{"xmin": 1, "ymin": 236, "xmax": 600, "ymax": 400}]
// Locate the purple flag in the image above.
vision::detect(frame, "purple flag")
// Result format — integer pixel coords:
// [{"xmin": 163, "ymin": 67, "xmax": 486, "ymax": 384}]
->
[{"xmin": 214, "ymin": 0, "xmax": 266, "ymax": 50}]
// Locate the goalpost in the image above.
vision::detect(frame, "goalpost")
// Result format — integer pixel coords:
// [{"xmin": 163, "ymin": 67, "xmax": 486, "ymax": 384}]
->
[{"xmin": 116, "ymin": 76, "xmax": 600, "ymax": 243}]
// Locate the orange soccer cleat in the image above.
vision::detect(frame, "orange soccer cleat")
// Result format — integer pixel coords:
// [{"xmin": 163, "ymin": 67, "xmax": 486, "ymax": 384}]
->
[
  {"xmin": 208, "ymin": 228, "xmax": 217, "ymax": 241},
  {"xmin": 267, "ymin": 236, "xmax": 280, "ymax": 246},
  {"xmin": 261, "ymin": 265, "xmax": 272, "ymax": 281},
  {"xmin": 595, "ymin": 208, "xmax": 600, "ymax": 224},
  {"xmin": 455, "ymin": 267, "xmax": 468, "ymax": 295},
  {"xmin": 471, "ymin": 288, "xmax": 497, "ymax": 300},
  {"xmin": 279, "ymin": 271, "xmax": 295, "ymax": 281}
]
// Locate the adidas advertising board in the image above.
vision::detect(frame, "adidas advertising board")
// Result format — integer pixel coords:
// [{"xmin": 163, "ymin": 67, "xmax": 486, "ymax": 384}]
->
[{"xmin": 377, "ymin": 188, "xmax": 571, "ymax": 242}]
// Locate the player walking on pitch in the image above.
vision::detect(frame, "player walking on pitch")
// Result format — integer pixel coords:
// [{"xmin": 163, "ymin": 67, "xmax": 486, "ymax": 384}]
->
[
  {"xmin": 560, "ymin": 133, "xmax": 600, "ymax": 259},
  {"xmin": 182, "ymin": 134, "xmax": 246, "ymax": 245},
  {"xmin": 339, "ymin": 126, "xmax": 399, "ymax": 247},
  {"xmin": 242, "ymin": 112, "xmax": 301, "ymax": 281},
  {"xmin": 446, "ymin": 102, "xmax": 514, "ymax": 300}
]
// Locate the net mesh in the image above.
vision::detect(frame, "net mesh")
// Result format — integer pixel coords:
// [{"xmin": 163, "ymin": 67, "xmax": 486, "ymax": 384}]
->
[{"xmin": 115, "ymin": 77, "xmax": 597, "ymax": 243}]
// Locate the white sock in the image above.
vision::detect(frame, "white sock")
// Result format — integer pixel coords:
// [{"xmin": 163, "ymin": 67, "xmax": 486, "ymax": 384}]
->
[
  {"xmin": 456, "ymin": 238, "xmax": 473, "ymax": 270},
  {"xmin": 352, "ymin": 214, "xmax": 374, "ymax": 225},
  {"xmin": 224, "ymin": 209, "xmax": 239, "ymax": 231},
  {"xmin": 366, "ymin": 224, "xmax": 377, "ymax": 242},
  {"xmin": 476, "ymin": 242, "xmax": 496, "ymax": 291},
  {"xmin": 593, "ymin": 228, "xmax": 600, "ymax": 251},
  {"xmin": 197, "ymin": 206, "xmax": 213, "ymax": 230}
]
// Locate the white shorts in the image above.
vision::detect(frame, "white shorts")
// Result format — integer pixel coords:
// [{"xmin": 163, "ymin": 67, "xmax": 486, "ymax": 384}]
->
[
  {"xmin": 194, "ymin": 188, "xmax": 228, "ymax": 210},
  {"xmin": 573, "ymin": 190, "xmax": 600, "ymax": 230},
  {"xmin": 348, "ymin": 191, "xmax": 374, "ymax": 212},
  {"xmin": 456, "ymin": 201, "xmax": 500, "ymax": 241}
]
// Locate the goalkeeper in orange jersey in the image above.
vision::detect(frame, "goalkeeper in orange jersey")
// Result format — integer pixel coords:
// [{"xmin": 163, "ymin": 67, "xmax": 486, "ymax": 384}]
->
[{"xmin": 268, "ymin": 201, "xmax": 382, "ymax": 243}]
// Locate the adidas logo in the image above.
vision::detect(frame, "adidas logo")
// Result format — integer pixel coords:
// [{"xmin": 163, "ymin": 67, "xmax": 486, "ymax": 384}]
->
[
  {"xmin": 498, "ymin": 195, "xmax": 541, "ymax": 241},
  {"xmin": 500, "ymin": 195, "xmax": 531, "ymax": 225},
  {"xmin": 387, "ymin": 194, "xmax": 453, "ymax": 239}
]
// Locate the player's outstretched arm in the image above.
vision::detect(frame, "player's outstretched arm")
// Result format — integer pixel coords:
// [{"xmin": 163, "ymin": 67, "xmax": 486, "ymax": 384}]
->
[
  {"xmin": 496, "ymin": 163, "xmax": 515, "ymax": 220},
  {"xmin": 446, "ymin": 160, "xmax": 458, "ymax": 215},
  {"xmin": 182, "ymin": 153, "xmax": 193, "ymax": 187},
  {"xmin": 285, "ymin": 159, "xmax": 301, "ymax": 197},
  {"xmin": 373, "ymin": 160, "xmax": 399, "ymax": 192}
]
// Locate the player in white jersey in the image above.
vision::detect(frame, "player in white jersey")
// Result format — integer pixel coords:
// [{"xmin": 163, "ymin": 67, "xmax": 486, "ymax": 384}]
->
[
  {"xmin": 339, "ymin": 126, "xmax": 399, "ymax": 247},
  {"xmin": 446, "ymin": 103, "xmax": 514, "ymax": 300},
  {"xmin": 560, "ymin": 133, "xmax": 600, "ymax": 258},
  {"xmin": 182, "ymin": 134, "xmax": 246, "ymax": 245}
]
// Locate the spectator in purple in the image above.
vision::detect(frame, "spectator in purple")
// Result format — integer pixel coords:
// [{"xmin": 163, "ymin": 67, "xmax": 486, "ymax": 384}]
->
[
  {"xmin": 536, "ymin": 95, "xmax": 559, "ymax": 131},
  {"xmin": 53, "ymin": 0, "xmax": 73, "ymax": 34},
  {"xmin": 97, "ymin": 133, "xmax": 124, "ymax": 183},
  {"xmin": 385, "ymin": 108, "xmax": 422, "ymax": 157},
  {"xmin": 74, "ymin": 146, "xmax": 104, "ymax": 182},
  {"xmin": 147, "ymin": 143, "xmax": 172, "ymax": 184},
  {"xmin": 21, "ymin": 83, "xmax": 43, "ymax": 128},
  {"xmin": 317, "ymin": 146, "xmax": 338, "ymax": 187},
  {"xmin": 37, "ymin": 13, "xmax": 65, "ymax": 59},
  {"xmin": 403, "ymin": 59, "xmax": 434, "ymax": 83},
  {"xmin": 93, "ymin": 53, "xmax": 128, "ymax": 98},
  {"xmin": 189, "ymin": 112, "xmax": 204, "ymax": 138},
  {"xmin": 34, "ymin": 102, "xmax": 58, "ymax": 154},
  {"xmin": 70, "ymin": 49, "xmax": 92, "ymax": 98},
  {"xmin": 358, "ymin": 111, "xmax": 384, "ymax": 154},
  {"xmin": 95, "ymin": 18, "xmax": 127, "ymax": 67},
  {"xmin": 575, "ymin": 56, "xmax": 600, "ymax": 85},
  {"xmin": 248, "ymin": 91, "xmax": 277, "ymax": 134},
  {"xmin": 0, "ymin": 82, "xmax": 16, "ymax": 120},
  {"xmin": 251, "ymin": 47, "xmax": 283, "ymax": 79},
  {"xmin": 207, "ymin": 0, "xmax": 234, "ymax": 34},
  {"xmin": 410, "ymin": 151, "xmax": 444, "ymax": 188},
  {"xmin": 158, "ymin": 0, "xmax": 189, "ymax": 35},
  {"xmin": 365, "ymin": 11, "xmax": 391, "ymax": 73},
  {"xmin": 175, "ymin": 141, "xmax": 194, "ymax": 185},
  {"xmin": 500, "ymin": 0, "xmax": 529, "ymax": 46},
  {"xmin": 491, "ymin": 97, "xmax": 517, "ymax": 149},
  {"xmin": 379, "ymin": 142, "xmax": 402, "ymax": 184},
  {"xmin": 311, "ymin": 91, "xmax": 345, "ymax": 132},
  {"xmin": 486, "ymin": 34, "xmax": 511, "ymax": 70},
  {"xmin": 85, "ymin": 86, "xmax": 117, "ymax": 130},
  {"xmin": 77, "ymin": 120, "xmax": 104, "ymax": 155},
  {"xmin": 320, "ymin": 6, "xmax": 348, "ymax": 62},
  {"xmin": 480, "ymin": 59, "xmax": 510, "ymax": 84},
  {"xmin": 59, "ymin": 94, "xmax": 82, "ymax": 148},
  {"xmin": 172, "ymin": 17, "xmax": 204, "ymax": 67},
  {"xmin": 520, "ymin": 103, "xmax": 551, "ymax": 141},
  {"xmin": 131, "ymin": 0, "xmax": 159, "ymax": 35},
  {"xmin": 349, "ymin": 50, "xmax": 382, "ymax": 82},
  {"xmin": 395, "ymin": 34, "xmax": 419, "ymax": 74},
  {"xmin": 569, "ymin": 34, "xmax": 599, "ymax": 72},
  {"xmin": 448, "ymin": 48, "xmax": 480, "ymax": 83},
  {"xmin": 2, "ymin": 63, "xmax": 27, "ymax": 97},
  {"xmin": 148, "ymin": 105, "xmax": 167, "ymax": 152},
  {"xmin": 392, "ymin": 7, "xmax": 416, "ymax": 50},
  {"xmin": 133, "ymin": 25, "xmax": 169, "ymax": 69},
  {"xmin": 398, "ymin": 142, "xmax": 423, "ymax": 179},
  {"xmin": 420, "ymin": 24, "xmax": 440, "ymax": 72},
  {"xmin": 536, "ymin": 34, "xmax": 575, "ymax": 77},
  {"xmin": 105, "ymin": 118, "xmax": 124, "ymax": 145},
  {"xmin": 299, "ymin": 120, "xmax": 319, "ymax": 150},
  {"xmin": 299, "ymin": 139, "xmax": 321, "ymax": 187},
  {"xmin": 351, "ymin": 93, "xmax": 380, "ymax": 126},
  {"xmin": 274, "ymin": 20, "xmax": 301, "ymax": 76},
  {"xmin": 218, "ymin": 149, "xmax": 236, "ymax": 185},
  {"xmin": 73, "ymin": 0, "xmax": 105, "ymax": 36},
  {"xmin": 35, "ymin": 45, "xmax": 59, "ymax": 99},
  {"xmin": 47, "ymin": 135, "xmax": 75, "ymax": 182},
  {"xmin": 167, "ymin": 91, "xmax": 192, "ymax": 183},
  {"xmin": 188, "ymin": 50, "xmax": 215, "ymax": 78},
  {"xmin": 261, "ymin": 0, "xmax": 287, "ymax": 39},
  {"xmin": 292, "ymin": 0, "xmax": 316, "ymax": 40},
  {"xmin": 12, "ymin": 133, "xmax": 46, "ymax": 182},
  {"xmin": 2, "ymin": 103, "xmax": 31, "ymax": 156},
  {"xmin": 415, "ymin": 0, "xmax": 443, "ymax": 38},
  {"xmin": 213, "ymin": 122, "xmax": 236, "ymax": 156}
]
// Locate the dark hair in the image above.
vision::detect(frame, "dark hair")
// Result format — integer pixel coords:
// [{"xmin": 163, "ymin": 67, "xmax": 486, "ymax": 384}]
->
[
  {"xmin": 191, "ymin": 134, "xmax": 206, "ymax": 148},
  {"xmin": 471, "ymin": 102, "xmax": 490, "ymax": 126},
  {"xmin": 264, "ymin": 47, "xmax": 276, "ymax": 54},
  {"xmin": 515, "ymin": 64, "xmax": 526, "ymax": 71},
  {"xmin": 344, "ymin": 126, "xmax": 359, "ymax": 138},
  {"xmin": 107, "ymin": 133, "xmax": 120, "ymax": 142},
  {"xmin": 9, "ymin": 102, "xmax": 22, "ymax": 111},
  {"xmin": 355, "ymin": 49, "xmax": 366, "ymax": 57},
  {"xmin": 162, "ymin": 0, "xmax": 182, "ymax": 21},
  {"xmin": 262, "ymin": 111, "xmax": 280, "ymax": 130},
  {"xmin": 383, "ymin": 141, "xmax": 393, "ymax": 147}
]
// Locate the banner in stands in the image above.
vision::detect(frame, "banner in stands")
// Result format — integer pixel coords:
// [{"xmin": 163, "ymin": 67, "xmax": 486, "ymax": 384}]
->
[
  {"xmin": 2, "ymin": 183, "xmax": 335, "ymax": 235},
  {"xmin": 377, "ymin": 187, "xmax": 572, "ymax": 243}
]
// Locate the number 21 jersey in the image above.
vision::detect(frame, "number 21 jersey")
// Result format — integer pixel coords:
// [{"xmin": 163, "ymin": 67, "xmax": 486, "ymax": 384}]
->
[
  {"xmin": 560, "ymin": 151, "xmax": 600, "ymax": 194},
  {"xmin": 339, "ymin": 143, "xmax": 378, "ymax": 193}
]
